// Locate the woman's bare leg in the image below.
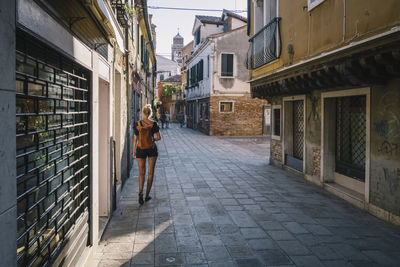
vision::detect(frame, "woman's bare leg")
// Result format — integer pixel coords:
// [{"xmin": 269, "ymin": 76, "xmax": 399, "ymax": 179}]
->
[
  {"xmin": 136, "ymin": 158, "xmax": 146, "ymax": 195},
  {"xmin": 145, "ymin": 156, "xmax": 157, "ymax": 198}
]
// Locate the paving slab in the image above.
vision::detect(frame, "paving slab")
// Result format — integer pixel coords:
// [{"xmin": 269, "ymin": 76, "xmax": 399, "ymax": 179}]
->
[{"xmin": 96, "ymin": 124, "xmax": 400, "ymax": 267}]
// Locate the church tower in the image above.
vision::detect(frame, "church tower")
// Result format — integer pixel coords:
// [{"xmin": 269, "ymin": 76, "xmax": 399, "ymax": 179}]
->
[{"xmin": 171, "ymin": 30, "xmax": 184, "ymax": 64}]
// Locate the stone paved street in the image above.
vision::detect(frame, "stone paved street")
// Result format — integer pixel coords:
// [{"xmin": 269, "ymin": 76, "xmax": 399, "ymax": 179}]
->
[{"xmin": 94, "ymin": 124, "xmax": 400, "ymax": 267}]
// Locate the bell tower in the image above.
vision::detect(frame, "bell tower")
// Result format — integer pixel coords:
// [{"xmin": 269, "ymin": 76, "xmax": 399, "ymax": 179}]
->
[{"xmin": 171, "ymin": 29, "xmax": 184, "ymax": 64}]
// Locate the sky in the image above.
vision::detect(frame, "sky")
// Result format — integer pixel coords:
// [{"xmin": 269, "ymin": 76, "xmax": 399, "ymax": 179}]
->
[{"xmin": 148, "ymin": 0, "xmax": 247, "ymax": 59}]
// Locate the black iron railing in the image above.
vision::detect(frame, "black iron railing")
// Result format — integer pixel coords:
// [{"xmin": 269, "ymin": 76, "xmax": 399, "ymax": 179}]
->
[
  {"xmin": 246, "ymin": 17, "xmax": 281, "ymax": 70},
  {"xmin": 111, "ymin": 0, "xmax": 129, "ymax": 28}
]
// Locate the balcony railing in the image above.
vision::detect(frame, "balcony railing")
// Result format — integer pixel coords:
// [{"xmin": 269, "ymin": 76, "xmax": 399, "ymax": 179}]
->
[
  {"xmin": 111, "ymin": 0, "xmax": 129, "ymax": 28},
  {"xmin": 246, "ymin": 17, "xmax": 281, "ymax": 70}
]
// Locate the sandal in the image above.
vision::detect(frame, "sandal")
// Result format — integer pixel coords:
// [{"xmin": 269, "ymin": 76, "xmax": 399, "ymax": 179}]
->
[{"xmin": 138, "ymin": 193, "xmax": 144, "ymax": 205}]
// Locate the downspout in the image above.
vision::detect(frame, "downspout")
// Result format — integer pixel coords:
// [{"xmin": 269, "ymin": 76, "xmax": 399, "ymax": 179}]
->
[
  {"xmin": 210, "ymin": 39, "xmax": 216, "ymax": 95},
  {"xmin": 125, "ymin": 24, "xmax": 130, "ymax": 185},
  {"xmin": 343, "ymin": 0, "xmax": 346, "ymax": 42},
  {"xmin": 111, "ymin": 38, "xmax": 117, "ymax": 211}
]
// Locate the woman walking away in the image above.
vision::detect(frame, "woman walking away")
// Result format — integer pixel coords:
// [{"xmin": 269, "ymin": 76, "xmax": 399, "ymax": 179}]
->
[{"xmin": 133, "ymin": 104, "xmax": 161, "ymax": 205}]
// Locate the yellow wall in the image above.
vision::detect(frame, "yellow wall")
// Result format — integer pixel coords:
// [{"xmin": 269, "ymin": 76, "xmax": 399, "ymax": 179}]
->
[{"xmin": 250, "ymin": 0, "xmax": 400, "ymax": 80}]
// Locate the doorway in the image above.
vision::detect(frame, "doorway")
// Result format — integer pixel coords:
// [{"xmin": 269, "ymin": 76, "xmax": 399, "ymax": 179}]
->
[
  {"xmin": 98, "ymin": 78, "xmax": 110, "ymax": 237},
  {"xmin": 283, "ymin": 96, "xmax": 305, "ymax": 172},
  {"xmin": 322, "ymin": 88, "xmax": 370, "ymax": 199}
]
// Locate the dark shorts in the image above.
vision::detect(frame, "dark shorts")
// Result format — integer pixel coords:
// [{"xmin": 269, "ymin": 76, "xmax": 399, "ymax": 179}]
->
[{"xmin": 136, "ymin": 145, "xmax": 158, "ymax": 158}]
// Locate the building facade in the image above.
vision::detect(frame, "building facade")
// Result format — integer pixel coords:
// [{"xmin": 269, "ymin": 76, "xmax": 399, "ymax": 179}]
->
[
  {"xmin": 155, "ymin": 55, "xmax": 180, "ymax": 86},
  {"xmin": 186, "ymin": 11, "xmax": 268, "ymax": 135},
  {"xmin": 158, "ymin": 75, "xmax": 183, "ymax": 122},
  {"xmin": 247, "ymin": 0, "xmax": 400, "ymax": 225},
  {"xmin": 0, "ymin": 0, "xmax": 156, "ymax": 266}
]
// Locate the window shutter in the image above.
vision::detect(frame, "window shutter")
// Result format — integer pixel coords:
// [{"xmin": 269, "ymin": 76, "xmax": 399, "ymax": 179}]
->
[
  {"xmin": 227, "ymin": 54, "xmax": 233, "ymax": 76},
  {"xmin": 140, "ymin": 35, "xmax": 144, "ymax": 63},
  {"xmin": 136, "ymin": 24, "xmax": 139, "ymax": 55},
  {"xmin": 199, "ymin": 60, "xmax": 203, "ymax": 81},
  {"xmin": 221, "ymin": 54, "xmax": 227, "ymax": 76},
  {"xmin": 221, "ymin": 54, "xmax": 233, "ymax": 76}
]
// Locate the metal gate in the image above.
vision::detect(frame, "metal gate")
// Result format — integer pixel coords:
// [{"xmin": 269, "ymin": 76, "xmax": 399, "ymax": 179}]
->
[
  {"xmin": 293, "ymin": 100, "xmax": 304, "ymax": 160},
  {"xmin": 336, "ymin": 96, "xmax": 366, "ymax": 180},
  {"xmin": 16, "ymin": 31, "xmax": 90, "ymax": 266}
]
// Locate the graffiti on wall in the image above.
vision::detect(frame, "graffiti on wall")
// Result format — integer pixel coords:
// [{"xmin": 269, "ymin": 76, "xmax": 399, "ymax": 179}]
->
[
  {"xmin": 307, "ymin": 95, "xmax": 320, "ymax": 122},
  {"xmin": 378, "ymin": 141, "xmax": 399, "ymax": 156},
  {"xmin": 374, "ymin": 90, "xmax": 400, "ymax": 159}
]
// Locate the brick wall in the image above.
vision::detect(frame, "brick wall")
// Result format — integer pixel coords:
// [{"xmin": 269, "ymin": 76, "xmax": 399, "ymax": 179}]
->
[
  {"xmin": 271, "ymin": 139, "xmax": 282, "ymax": 162},
  {"xmin": 312, "ymin": 147, "xmax": 321, "ymax": 176},
  {"xmin": 209, "ymin": 95, "xmax": 268, "ymax": 136}
]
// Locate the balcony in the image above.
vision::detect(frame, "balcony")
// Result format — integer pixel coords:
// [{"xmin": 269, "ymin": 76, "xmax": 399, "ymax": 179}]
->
[
  {"xmin": 111, "ymin": 0, "xmax": 129, "ymax": 28},
  {"xmin": 246, "ymin": 17, "xmax": 281, "ymax": 70}
]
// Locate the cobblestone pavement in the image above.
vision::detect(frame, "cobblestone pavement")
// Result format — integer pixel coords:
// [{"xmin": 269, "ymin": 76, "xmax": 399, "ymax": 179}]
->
[{"xmin": 95, "ymin": 124, "xmax": 400, "ymax": 267}]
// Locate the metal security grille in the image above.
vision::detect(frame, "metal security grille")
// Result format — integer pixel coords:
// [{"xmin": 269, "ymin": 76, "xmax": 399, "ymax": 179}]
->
[
  {"xmin": 293, "ymin": 101, "xmax": 304, "ymax": 160},
  {"xmin": 16, "ymin": 31, "xmax": 90, "ymax": 266},
  {"xmin": 336, "ymin": 96, "xmax": 366, "ymax": 180}
]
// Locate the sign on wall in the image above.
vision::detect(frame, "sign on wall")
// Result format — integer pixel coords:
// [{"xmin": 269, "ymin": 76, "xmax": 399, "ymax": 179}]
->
[
  {"xmin": 308, "ymin": 0, "xmax": 326, "ymax": 11},
  {"xmin": 264, "ymin": 107, "xmax": 271, "ymax": 126}
]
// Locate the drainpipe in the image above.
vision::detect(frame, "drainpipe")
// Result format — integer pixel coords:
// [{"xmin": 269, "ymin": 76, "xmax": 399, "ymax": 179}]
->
[
  {"xmin": 211, "ymin": 41, "xmax": 216, "ymax": 95},
  {"xmin": 343, "ymin": 0, "xmax": 346, "ymax": 42},
  {"xmin": 125, "ymin": 23, "xmax": 130, "ymax": 182},
  {"xmin": 111, "ymin": 38, "xmax": 117, "ymax": 211}
]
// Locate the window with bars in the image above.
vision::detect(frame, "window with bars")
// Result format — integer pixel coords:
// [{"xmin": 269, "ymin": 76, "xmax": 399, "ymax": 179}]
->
[
  {"xmin": 220, "ymin": 101, "xmax": 233, "ymax": 113},
  {"xmin": 221, "ymin": 53, "xmax": 234, "ymax": 77},
  {"xmin": 335, "ymin": 95, "xmax": 366, "ymax": 180},
  {"xmin": 293, "ymin": 100, "xmax": 304, "ymax": 160},
  {"xmin": 273, "ymin": 108, "xmax": 281, "ymax": 137},
  {"xmin": 16, "ymin": 31, "xmax": 90, "ymax": 267}
]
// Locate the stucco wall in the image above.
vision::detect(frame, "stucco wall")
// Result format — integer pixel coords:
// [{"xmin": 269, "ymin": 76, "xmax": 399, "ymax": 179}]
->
[
  {"xmin": 370, "ymin": 80, "xmax": 400, "ymax": 216},
  {"xmin": 271, "ymin": 80, "xmax": 400, "ymax": 217},
  {"xmin": 250, "ymin": 0, "xmax": 400, "ymax": 81},
  {"xmin": 305, "ymin": 91, "xmax": 322, "ymax": 176},
  {"xmin": 193, "ymin": 22, "xmax": 223, "ymax": 51},
  {"xmin": 213, "ymin": 27, "xmax": 250, "ymax": 94}
]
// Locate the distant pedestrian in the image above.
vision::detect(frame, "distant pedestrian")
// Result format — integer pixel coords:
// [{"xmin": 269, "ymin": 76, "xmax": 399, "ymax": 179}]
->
[
  {"xmin": 178, "ymin": 112, "xmax": 184, "ymax": 127},
  {"xmin": 133, "ymin": 104, "xmax": 161, "ymax": 205},
  {"xmin": 161, "ymin": 112, "xmax": 166, "ymax": 128},
  {"xmin": 165, "ymin": 111, "xmax": 170, "ymax": 128}
]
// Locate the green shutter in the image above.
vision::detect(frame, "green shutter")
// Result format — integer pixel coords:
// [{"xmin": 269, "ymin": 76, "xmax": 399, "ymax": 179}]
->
[
  {"xmin": 227, "ymin": 54, "xmax": 233, "ymax": 76},
  {"xmin": 221, "ymin": 54, "xmax": 233, "ymax": 76}
]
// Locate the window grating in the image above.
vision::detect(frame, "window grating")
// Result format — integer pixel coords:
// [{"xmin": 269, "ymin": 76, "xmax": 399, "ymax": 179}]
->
[
  {"xmin": 16, "ymin": 31, "xmax": 90, "ymax": 267},
  {"xmin": 293, "ymin": 101, "xmax": 304, "ymax": 160},
  {"xmin": 336, "ymin": 96, "xmax": 366, "ymax": 180},
  {"xmin": 273, "ymin": 108, "xmax": 281, "ymax": 136}
]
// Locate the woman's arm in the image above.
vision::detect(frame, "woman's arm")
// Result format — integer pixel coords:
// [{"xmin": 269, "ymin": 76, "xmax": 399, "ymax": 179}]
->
[
  {"xmin": 133, "ymin": 134, "xmax": 137, "ymax": 158},
  {"xmin": 154, "ymin": 131, "xmax": 161, "ymax": 141}
]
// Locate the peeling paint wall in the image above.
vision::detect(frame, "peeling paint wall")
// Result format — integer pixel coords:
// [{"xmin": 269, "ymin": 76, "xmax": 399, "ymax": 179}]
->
[{"xmin": 370, "ymin": 80, "xmax": 400, "ymax": 216}]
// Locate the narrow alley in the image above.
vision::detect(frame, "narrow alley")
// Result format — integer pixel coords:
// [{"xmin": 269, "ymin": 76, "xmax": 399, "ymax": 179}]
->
[{"xmin": 94, "ymin": 125, "xmax": 400, "ymax": 267}]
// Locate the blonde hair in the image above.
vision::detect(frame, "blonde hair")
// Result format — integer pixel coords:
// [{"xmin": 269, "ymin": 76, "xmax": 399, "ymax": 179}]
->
[{"xmin": 142, "ymin": 104, "xmax": 152, "ymax": 118}]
